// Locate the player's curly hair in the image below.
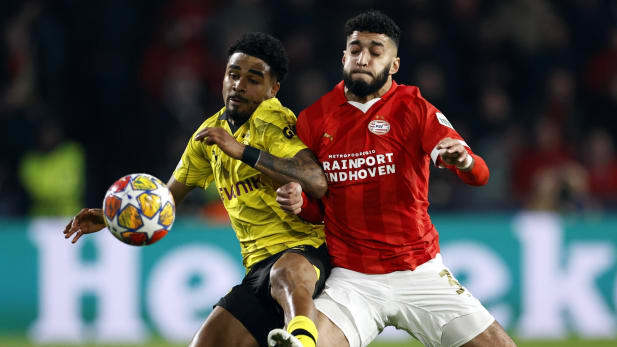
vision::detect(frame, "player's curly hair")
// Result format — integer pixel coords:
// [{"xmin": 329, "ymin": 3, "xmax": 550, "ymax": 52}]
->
[
  {"xmin": 227, "ymin": 32, "xmax": 289, "ymax": 82},
  {"xmin": 344, "ymin": 10, "xmax": 400, "ymax": 47}
]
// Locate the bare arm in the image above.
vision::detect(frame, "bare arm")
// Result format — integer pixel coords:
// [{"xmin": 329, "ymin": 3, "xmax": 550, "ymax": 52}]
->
[
  {"xmin": 63, "ymin": 208, "xmax": 106, "ymax": 244},
  {"xmin": 254, "ymin": 148, "xmax": 326, "ymax": 199},
  {"xmin": 194, "ymin": 127, "xmax": 327, "ymax": 199},
  {"xmin": 167, "ymin": 176, "xmax": 195, "ymax": 206}
]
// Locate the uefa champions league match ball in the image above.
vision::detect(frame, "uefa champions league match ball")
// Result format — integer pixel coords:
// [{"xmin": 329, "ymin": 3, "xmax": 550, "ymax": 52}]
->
[{"xmin": 102, "ymin": 173, "xmax": 175, "ymax": 246}]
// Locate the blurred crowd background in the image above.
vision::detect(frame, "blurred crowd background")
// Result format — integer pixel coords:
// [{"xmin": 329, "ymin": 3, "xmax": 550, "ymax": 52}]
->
[{"xmin": 1, "ymin": 0, "xmax": 617, "ymax": 219}]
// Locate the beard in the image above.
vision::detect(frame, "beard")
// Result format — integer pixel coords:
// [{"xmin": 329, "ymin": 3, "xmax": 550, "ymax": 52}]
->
[
  {"xmin": 342, "ymin": 64, "xmax": 391, "ymax": 98},
  {"xmin": 225, "ymin": 95, "xmax": 257, "ymax": 124},
  {"xmin": 226, "ymin": 105, "xmax": 250, "ymax": 121}
]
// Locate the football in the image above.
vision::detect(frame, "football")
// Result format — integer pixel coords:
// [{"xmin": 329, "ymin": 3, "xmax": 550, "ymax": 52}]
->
[{"xmin": 102, "ymin": 173, "xmax": 175, "ymax": 246}]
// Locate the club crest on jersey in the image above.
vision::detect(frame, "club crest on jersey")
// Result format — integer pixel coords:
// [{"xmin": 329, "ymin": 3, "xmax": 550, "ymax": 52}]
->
[{"xmin": 368, "ymin": 119, "xmax": 390, "ymax": 135}]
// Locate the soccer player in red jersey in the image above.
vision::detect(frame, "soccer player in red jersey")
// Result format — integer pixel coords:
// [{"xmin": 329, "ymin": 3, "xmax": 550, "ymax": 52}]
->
[{"xmin": 274, "ymin": 11, "xmax": 516, "ymax": 347}]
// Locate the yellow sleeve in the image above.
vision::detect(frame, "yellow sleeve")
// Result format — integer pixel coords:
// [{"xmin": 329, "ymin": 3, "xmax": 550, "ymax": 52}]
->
[
  {"xmin": 173, "ymin": 129, "xmax": 213, "ymax": 189},
  {"xmin": 257, "ymin": 109, "xmax": 307, "ymax": 159}
]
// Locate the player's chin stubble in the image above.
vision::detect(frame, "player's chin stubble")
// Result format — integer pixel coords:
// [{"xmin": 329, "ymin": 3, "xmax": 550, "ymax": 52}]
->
[
  {"xmin": 343, "ymin": 63, "xmax": 391, "ymax": 97},
  {"xmin": 226, "ymin": 102, "xmax": 257, "ymax": 123}
]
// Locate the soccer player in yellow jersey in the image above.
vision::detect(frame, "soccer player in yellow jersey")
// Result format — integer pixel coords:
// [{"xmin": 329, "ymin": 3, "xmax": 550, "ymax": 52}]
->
[{"xmin": 63, "ymin": 33, "xmax": 329, "ymax": 347}]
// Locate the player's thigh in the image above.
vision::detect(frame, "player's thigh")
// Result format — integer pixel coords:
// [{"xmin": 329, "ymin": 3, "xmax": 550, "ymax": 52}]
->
[
  {"xmin": 216, "ymin": 281, "xmax": 285, "ymax": 345},
  {"xmin": 392, "ymin": 255, "xmax": 495, "ymax": 347},
  {"xmin": 271, "ymin": 252, "xmax": 318, "ymax": 291},
  {"xmin": 461, "ymin": 321, "xmax": 516, "ymax": 347},
  {"xmin": 189, "ymin": 306, "xmax": 258, "ymax": 347},
  {"xmin": 273, "ymin": 244, "xmax": 330, "ymax": 296},
  {"xmin": 316, "ymin": 310, "xmax": 350, "ymax": 347},
  {"xmin": 315, "ymin": 268, "xmax": 384, "ymax": 347}
]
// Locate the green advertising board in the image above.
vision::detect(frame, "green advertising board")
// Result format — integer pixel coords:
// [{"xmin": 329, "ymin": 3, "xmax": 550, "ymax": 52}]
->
[{"xmin": 0, "ymin": 212, "xmax": 616, "ymax": 343}]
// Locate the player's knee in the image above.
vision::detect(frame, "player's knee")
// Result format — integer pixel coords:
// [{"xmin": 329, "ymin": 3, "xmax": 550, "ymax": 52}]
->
[
  {"xmin": 190, "ymin": 307, "xmax": 257, "ymax": 347},
  {"xmin": 484, "ymin": 321, "xmax": 516, "ymax": 347},
  {"xmin": 455, "ymin": 320, "xmax": 516, "ymax": 347}
]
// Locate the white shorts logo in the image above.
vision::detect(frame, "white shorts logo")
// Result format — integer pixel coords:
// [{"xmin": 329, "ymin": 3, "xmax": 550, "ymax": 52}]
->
[
  {"xmin": 368, "ymin": 119, "xmax": 391, "ymax": 135},
  {"xmin": 436, "ymin": 112, "xmax": 454, "ymax": 129}
]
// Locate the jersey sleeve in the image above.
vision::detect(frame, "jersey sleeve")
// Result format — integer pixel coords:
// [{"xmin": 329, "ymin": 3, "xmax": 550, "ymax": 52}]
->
[
  {"xmin": 296, "ymin": 109, "xmax": 314, "ymax": 151},
  {"xmin": 299, "ymin": 192, "xmax": 325, "ymax": 224},
  {"xmin": 258, "ymin": 110, "xmax": 308, "ymax": 158},
  {"xmin": 172, "ymin": 128, "xmax": 214, "ymax": 188},
  {"xmin": 416, "ymin": 95, "xmax": 466, "ymax": 166},
  {"xmin": 441, "ymin": 152, "xmax": 490, "ymax": 186},
  {"xmin": 414, "ymin": 93, "xmax": 490, "ymax": 185}
]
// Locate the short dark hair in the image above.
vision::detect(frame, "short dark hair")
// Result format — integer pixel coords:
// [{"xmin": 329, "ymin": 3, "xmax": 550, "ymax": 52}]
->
[
  {"xmin": 344, "ymin": 10, "xmax": 401, "ymax": 47},
  {"xmin": 227, "ymin": 32, "xmax": 289, "ymax": 82}
]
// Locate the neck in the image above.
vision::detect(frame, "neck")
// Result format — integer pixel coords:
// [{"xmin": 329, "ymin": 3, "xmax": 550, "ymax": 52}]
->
[
  {"xmin": 344, "ymin": 77, "xmax": 392, "ymax": 103},
  {"xmin": 228, "ymin": 112, "xmax": 250, "ymax": 126}
]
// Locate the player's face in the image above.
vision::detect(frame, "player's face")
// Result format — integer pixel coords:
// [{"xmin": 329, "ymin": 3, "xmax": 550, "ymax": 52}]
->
[
  {"xmin": 342, "ymin": 31, "xmax": 400, "ymax": 97},
  {"xmin": 222, "ymin": 52, "xmax": 280, "ymax": 121}
]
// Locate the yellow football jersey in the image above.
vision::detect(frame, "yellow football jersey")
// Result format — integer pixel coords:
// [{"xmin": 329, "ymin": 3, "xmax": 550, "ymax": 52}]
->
[{"xmin": 173, "ymin": 98, "xmax": 325, "ymax": 271}]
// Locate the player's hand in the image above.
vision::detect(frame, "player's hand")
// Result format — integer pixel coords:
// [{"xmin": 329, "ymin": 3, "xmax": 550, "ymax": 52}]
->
[
  {"xmin": 437, "ymin": 137, "xmax": 472, "ymax": 170},
  {"xmin": 276, "ymin": 182, "xmax": 303, "ymax": 214},
  {"xmin": 194, "ymin": 127, "xmax": 245, "ymax": 159},
  {"xmin": 63, "ymin": 208, "xmax": 106, "ymax": 244}
]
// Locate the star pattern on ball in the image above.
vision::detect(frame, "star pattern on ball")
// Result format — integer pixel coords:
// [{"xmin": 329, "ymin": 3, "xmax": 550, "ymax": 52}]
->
[{"xmin": 119, "ymin": 188, "xmax": 142, "ymax": 212}]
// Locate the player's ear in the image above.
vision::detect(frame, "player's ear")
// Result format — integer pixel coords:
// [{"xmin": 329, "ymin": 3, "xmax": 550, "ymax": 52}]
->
[
  {"xmin": 269, "ymin": 80, "xmax": 281, "ymax": 98},
  {"xmin": 389, "ymin": 57, "xmax": 400, "ymax": 75},
  {"xmin": 342, "ymin": 50, "xmax": 347, "ymax": 66}
]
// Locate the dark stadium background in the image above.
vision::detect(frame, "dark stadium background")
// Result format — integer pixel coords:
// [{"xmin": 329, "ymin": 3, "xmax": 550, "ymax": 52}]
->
[
  {"xmin": 2, "ymin": 0, "xmax": 616, "ymax": 215},
  {"xmin": 1, "ymin": 1, "xmax": 617, "ymax": 347}
]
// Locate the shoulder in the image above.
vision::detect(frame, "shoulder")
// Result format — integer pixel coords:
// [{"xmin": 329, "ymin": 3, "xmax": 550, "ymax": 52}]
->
[
  {"xmin": 394, "ymin": 83, "xmax": 421, "ymax": 97},
  {"xmin": 391, "ymin": 84, "xmax": 436, "ymax": 120},
  {"xmin": 390, "ymin": 84, "xmax": 424, "ymax": 108},
  {"xmin": 253, "ymin": 98, "xmax": 297, "ymax": 130},
  {"xmin": 194, "ymin": 107, "xmax": 225, "ymax": 133},
  {"xmin": 301, "ymin": 83, "xmax": 343, "ymax": 120}
]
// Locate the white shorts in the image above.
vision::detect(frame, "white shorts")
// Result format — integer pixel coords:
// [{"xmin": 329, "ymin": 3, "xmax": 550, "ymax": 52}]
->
[{"xmin": 314, "ymin": 254, "xmax": 494, "ymax": 347}]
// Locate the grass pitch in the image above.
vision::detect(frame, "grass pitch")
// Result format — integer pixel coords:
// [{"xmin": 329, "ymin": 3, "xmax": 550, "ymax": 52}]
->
[{"xmin": 1, "ymin": 336, "xmax": 616, "ymax": 346}]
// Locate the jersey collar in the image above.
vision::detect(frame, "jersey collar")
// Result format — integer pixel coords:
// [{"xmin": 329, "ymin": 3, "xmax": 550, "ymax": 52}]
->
[{"xmin": 219, "ymin": 97, "xmax": 282, "ymax": 132}]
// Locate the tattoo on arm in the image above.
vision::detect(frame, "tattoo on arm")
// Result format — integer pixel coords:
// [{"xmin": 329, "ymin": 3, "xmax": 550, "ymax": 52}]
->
[{"xmin": 254, "ymin": 149, "xmax": 327, "ymax": 198}]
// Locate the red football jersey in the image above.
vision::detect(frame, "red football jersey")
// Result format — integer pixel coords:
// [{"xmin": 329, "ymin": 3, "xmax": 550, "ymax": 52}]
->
[{"xmin": 297, "ymin": 81, "xmax": 489, "ymax": 274}]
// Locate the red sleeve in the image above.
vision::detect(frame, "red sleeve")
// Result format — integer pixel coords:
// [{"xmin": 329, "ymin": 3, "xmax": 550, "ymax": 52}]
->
[
  {"xmin": 439, "ymin": 152, "xmax": 490, "ymax": 186},
  {"xmin": 296, "ymin": 109, "xmax": 314, "ymax": 151},
  {"xmin": 412, "ymin": 89, "xmax": 489, "ymax": 185},
  {"xmin": 416, "ymin": 94, "xmax": 464, "ymax": 161},
  {"xmin": 298, "ymin": 192, "xmax": 324, "ymax": 224}
]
